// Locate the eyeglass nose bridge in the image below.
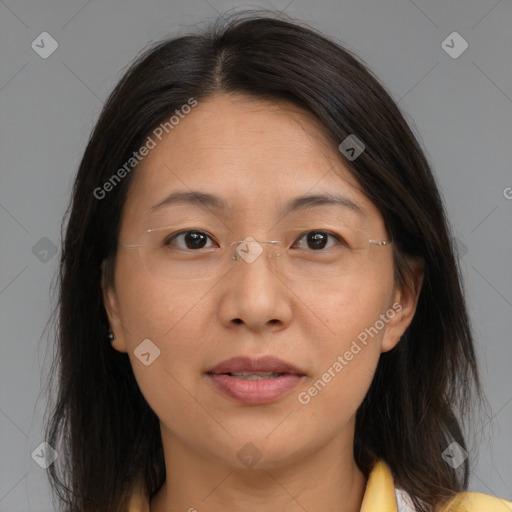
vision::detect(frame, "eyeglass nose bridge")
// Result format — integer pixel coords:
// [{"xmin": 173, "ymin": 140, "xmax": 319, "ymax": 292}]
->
[{"xmin": 230, "ymin": 237, "xmax": 281, "ymax": 264}]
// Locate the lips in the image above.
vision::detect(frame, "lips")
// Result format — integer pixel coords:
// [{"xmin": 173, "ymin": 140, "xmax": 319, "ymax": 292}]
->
[
  {"xmin": 206, "ymin": 356, "xmax": 306, "ymax": 405},
  {"xmin": 207, "ymin": 355, "xmax": 306, "ymax": 376}
]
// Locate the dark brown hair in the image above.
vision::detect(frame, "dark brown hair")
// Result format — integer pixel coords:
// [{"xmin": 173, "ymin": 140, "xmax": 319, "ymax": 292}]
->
[{"xmin": 45, "ymin": 11, "xmax": 481, "ymax": 512}]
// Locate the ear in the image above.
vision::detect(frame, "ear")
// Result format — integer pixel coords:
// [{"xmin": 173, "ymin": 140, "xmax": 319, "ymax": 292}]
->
[
  {"xmin": 381, "ymin": 257, "xmax": 424, "ymax": 353},
  {"xmin": 101, "ymin": 260, "xmax": 128, "ymax": 353}
]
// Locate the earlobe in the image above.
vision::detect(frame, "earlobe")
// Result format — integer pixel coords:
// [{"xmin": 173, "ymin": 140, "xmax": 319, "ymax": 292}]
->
[
  {"xmin": 101, "ymin": 260, "xmax": 128, "ymax": 353},
  {"xmin": 381, "ymin": 258, "xmax": 424, "ymax": 353}
]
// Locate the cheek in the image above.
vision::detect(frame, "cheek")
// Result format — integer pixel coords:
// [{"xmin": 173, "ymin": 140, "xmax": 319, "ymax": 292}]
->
[
  {"xmin": 115, "ymin": 252, "xmax": 212, "ymax": 342},
  {"xmin": 113, "ymin": 259, "xmax": 214, "ymax": 383},
  {"xmin": 115, "ymin": 275, "xmax": 213, "ymax": 428},
  {"xmin": 296, "ymin": 315, "xmax": 383, "ymax": 436},
  {"xmin": 294, "ymin": 262, "xmax": 394, "ymax": 342},
  {"xmin": 294, "ymin": 270, "xmax": 394, "ymax": 417}
]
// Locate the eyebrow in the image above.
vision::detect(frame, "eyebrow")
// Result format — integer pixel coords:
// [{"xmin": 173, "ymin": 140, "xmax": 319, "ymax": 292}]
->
[
  {"xmin": 151, "ymin": 191, "xmax": 226, "ymax": 212},
  {"xmin": 150, "ymin": 190, "xmax": 365, "ymax": 217},
  {"xmin": 283, "ymin": 192, "xmax": 365, "ymax": 217}
]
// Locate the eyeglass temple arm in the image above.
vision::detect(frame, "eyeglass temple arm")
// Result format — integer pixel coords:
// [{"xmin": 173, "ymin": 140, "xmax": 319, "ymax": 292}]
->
[{"xmin": 369, "ymin": 239, "xmax": 392, "ymax": 246}]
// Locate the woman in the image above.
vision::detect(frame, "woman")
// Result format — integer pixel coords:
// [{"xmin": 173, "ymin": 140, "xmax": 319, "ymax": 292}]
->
[{"xmin": 44, "ymin": 12, "xmax": 511, "ymax": 512}]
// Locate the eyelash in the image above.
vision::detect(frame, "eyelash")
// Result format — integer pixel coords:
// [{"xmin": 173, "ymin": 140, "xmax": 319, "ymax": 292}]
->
[{"xmin": 163, "ymin": 230, "xmax": 345, "ymax": 251}]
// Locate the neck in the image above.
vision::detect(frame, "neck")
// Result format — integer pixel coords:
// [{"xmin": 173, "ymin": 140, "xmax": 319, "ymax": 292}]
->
[{"xmin": 150, "ymin": 424, "xmax": 366, "ymax": 512}]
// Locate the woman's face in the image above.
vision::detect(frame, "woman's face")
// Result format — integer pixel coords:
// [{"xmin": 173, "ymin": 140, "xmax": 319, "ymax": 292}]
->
[{"xmin": 104, "ymin": 93, "xmax": 418, "ymax": 470}]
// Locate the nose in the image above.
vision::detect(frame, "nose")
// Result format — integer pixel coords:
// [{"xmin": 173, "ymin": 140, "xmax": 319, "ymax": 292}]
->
[{"xmin": 217, "ymin": 239, "xmax": 293, "ymax": 332}]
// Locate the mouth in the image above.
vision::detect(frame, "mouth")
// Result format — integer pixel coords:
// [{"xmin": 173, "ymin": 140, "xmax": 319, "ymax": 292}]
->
[
  {"xmin": 214, "ymin": 371, "xmax": 288, "ymax": 380},
  {"xmin": 206, "ymin": 356, "xmax": 306, "ymax": 404},
  {"xmin": 206, "ymin": 355, "xmax": 306, "ymax": 376}
]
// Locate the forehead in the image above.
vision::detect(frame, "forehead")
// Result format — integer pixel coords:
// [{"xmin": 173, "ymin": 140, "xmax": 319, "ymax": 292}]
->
[{"xmin": 121, "ymin": 93, "xmax": 382, "ymax": 230}]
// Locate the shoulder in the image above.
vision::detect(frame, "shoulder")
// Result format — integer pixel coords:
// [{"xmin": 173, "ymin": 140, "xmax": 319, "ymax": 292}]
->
[
  {"xmin": 395, "ymin": 488, "xmax": 512, "ymax": 512},
  {"xmin": 440, "ymin": 492, "xmax": 512, "ymax": 511}
]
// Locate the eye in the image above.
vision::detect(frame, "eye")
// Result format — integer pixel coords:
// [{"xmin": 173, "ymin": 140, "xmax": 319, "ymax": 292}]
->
[
  {"xmin": 164, "ymin": 230, "xmax": 216, "ymax": 250},
  {"xmin": 293, "ymin": 230, "xmax": 345, "ymax": 251}
]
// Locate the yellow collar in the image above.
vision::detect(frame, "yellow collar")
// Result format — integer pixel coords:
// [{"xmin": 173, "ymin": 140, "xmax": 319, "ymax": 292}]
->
[
  {"xmin": 361, "ymin": 460, "xmax": 512, "ymax": 512},
  {"xmin": 360, "ymin": 459, "xmax": 398, "ymax": 512}
]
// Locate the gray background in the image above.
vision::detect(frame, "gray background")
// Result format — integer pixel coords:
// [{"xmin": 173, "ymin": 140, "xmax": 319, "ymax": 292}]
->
[{"xmin": 1, "ymin": 0, "xmax": 511, "ymax": 510}]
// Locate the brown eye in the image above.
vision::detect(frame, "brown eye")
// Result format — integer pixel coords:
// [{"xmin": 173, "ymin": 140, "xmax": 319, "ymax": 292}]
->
[
  {"xmin": 294, "ymin": 231, "xmax": 341, "ymax": 250},
  {"xmin": 166, "ymin": 230, "xmax": 214, "ymax": 250}
]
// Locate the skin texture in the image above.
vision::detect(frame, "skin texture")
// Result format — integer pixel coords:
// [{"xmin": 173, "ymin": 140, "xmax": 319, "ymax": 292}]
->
[{"xmin": 103, "ymin": 93, "xmax": 423, "ymax": 512}]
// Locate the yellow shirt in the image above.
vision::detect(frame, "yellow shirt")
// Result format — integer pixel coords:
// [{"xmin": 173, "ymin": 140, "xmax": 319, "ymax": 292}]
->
[{"xmin": 128, "ymin": 460, "xmax": 512, "ymax": 512}]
